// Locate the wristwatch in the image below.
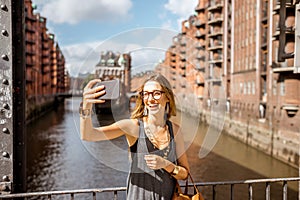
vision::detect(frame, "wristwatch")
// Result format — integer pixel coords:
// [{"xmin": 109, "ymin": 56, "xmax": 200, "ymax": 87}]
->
[
  {"xmin": 79, "ymin": 102, "xmax": 92, "ymax": 118},
  {"xmin": 171, "ymin": 165, "xmax": 180, "ymax": 176}
]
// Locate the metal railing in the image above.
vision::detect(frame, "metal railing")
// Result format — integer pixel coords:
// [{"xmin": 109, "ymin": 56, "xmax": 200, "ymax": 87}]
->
[{"xmin": 0, "ymin": 177, "xmax": 299, "ymax": 199}]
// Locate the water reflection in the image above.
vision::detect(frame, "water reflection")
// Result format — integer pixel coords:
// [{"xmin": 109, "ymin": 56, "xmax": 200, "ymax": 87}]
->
[{"xmin": 26, "ymin": 98, "xmax": 298, "ymax": 199}]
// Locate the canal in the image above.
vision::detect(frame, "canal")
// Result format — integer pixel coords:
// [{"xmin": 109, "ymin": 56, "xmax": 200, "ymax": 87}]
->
[{"xmin": 26, "ymin": 98, "xmax": 298, "ymax": 199}]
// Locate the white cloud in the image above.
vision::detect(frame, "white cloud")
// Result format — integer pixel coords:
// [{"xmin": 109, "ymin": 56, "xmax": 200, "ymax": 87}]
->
[
  {"xmin": 61, "ymin": 28, "xmax": 178, "ymax": 77},
  {"xmin": 35, "ymin": 0, "xmax": 132, "ymax": 24},
  {"xmin": 164, "ymin": 0, "xmax": 198, "ymax": 18},
  {"xmin": 160, "ymin": 19, "xmax": 174, "ymax": 30}
]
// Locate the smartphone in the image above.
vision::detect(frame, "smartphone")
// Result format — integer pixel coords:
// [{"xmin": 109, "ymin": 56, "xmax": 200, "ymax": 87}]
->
[{"xmin": 94, "ymin": 79, "xmax": 120, "ymax": 100}]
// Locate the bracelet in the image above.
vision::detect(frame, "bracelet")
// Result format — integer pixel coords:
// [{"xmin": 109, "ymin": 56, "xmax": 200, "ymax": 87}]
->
[
  {"xmin": 79, "ymin": 102, "xmax": 92, "ymax": 118},
  {"xmin": 171, "ymin": 165, "xmax": 180, "ymax": 176}
]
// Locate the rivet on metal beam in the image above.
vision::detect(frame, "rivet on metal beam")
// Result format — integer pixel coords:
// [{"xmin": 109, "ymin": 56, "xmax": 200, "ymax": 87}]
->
[
  {"xmin": 0, "ymin": 184, "xmax": 9, "ymax": 192},
  {"xmin": 2, "ymin": 175, "xmax": 9, "ymax": 182},
  {"xmin": 1, "ymin": 54, "xmax": 9, "ymax": 61},
  {"xmin": 2, "ymin": 79, "xmax": 9, "ymax": 85},
  {"xmin": 0, "ymin": 4, "xmax": 8, "ymax": 11},
  {"xmin": 1, "ymin": 30, "xmax": 8, "ymax": 37},
  {"xmin": 2, "ymin": 152, "xmax": 9, "ymax": 158},
  {"xmin": 2, "ymin": 128, "xmax": 9, "ymax": 134},
  {"xmin": 3, "ymin": 103, "xmax": 9, "ymax": 110}
]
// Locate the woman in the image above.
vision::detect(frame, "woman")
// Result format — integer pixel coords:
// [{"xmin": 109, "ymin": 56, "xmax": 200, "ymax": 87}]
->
[{"xmin": 80, "ymin": 74, "xmax": 189, "ymax": 200}]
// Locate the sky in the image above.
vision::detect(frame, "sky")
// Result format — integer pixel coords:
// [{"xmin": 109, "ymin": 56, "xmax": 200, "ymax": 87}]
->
[{"xmin": 32, "ymin": 0, "xmax": 198, "ymax": 77}]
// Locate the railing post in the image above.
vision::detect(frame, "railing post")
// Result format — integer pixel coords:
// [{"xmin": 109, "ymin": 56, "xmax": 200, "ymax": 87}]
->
[
  {"xmin": 114, "ymin": 190, "xmax": 118, "ymax": 200},
  {"xmin": 282, "ymin": 181, "xmax": 287, "ymax": 200},
  {"xmin": 248, "ymin": 184, "xmax": 253, "ymax": 200},
  {"xmin": 212, "ymin": 185, "xmax": 216, "ymax": 200},
  {"xmin": 265, "ymin": 182, "xmax": 270, "ymax": 200},
  {"xmin": 230, "ymin": 184, "xmax": 234, "ymax": 200}
]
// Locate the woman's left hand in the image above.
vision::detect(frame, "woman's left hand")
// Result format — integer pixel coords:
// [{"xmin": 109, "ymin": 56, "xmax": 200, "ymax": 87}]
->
[{"xmin": 144, "ymin": 154, "xmax": 170, "ymax": 170}]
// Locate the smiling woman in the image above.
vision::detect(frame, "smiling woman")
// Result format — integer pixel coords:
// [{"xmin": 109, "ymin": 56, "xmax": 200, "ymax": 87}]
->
[{"xmin": 80, "ymin": 73, "xmax": 190, "ymax": 200}]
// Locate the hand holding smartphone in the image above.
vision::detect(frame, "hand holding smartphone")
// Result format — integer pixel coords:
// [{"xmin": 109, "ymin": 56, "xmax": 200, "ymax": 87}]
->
[{"xmin": 93, "ymin": 79, "xmax": 120, "ymax": 100}]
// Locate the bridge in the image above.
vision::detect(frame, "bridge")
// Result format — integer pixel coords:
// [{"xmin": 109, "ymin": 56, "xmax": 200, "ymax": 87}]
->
[
  {"xmin": 0, "ymin": 1, "xmax": 299, "ymax": 198},
  {"xmin": 0, "ymin": 177, "xmax": 299, "ymax": 199}
]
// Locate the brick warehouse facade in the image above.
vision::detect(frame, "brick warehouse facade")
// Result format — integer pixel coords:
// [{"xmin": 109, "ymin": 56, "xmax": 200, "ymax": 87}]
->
[
  {"xmin": 155, "ymin": 0, "xmax": 300, "ymax": 167},
  {"xmin": 25, "ymin": 0, "xmax": 70, "ymax": 121}
]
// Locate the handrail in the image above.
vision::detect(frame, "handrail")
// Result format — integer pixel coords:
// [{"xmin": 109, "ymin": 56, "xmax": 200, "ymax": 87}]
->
[{"xmin": 0, "ymin": 177, "xmax": 299, "ymax": 199}]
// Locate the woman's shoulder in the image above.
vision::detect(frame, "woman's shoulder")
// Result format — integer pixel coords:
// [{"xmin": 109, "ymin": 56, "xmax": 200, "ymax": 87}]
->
[{"xmin": 119, "ymin": 118, "xmax": 139, "ymax": 147}]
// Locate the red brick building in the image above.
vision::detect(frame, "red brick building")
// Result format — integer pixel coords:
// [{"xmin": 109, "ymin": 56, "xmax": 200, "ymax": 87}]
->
[
  {"xmin": 157, "ymin": 0, "xmax": 300, "ymax": 167},
  {"xmin": 25, "ymin": 0, "xmax": 70, "ymax": 120}
]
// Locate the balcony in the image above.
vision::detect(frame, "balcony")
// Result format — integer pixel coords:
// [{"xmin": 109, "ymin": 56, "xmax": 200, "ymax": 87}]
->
[
  {"xmin": 282, "ymin": 104, "xmax": 299, "ymax": 116},
  {"xmin": 195, "ymin": 63, "xmax": 205, "ymax": 71},
  {"xmin": 209, "ymin": 57, "xmax": 223, "ymax": 64},
  {"xmin": 196, "ymin": 55, "xmax": 206, "ymax": 61},
  {"xmin": 195, "ymin": 77, "xmax": 205, "ymax": 85},
  {"xmin": 180, "ymin": 39, "xmax": 187, "ymax": 46},
  {"xmin": 180, "ymin": 56, "xmax": 186, "ymax": 61},
  {"xmin": 195, "ymin": 30, "xmax": 205, "ymax": 38},
  {"xmin": 261, "ymin": 36, "xmax": 267, "ymax": 49},
  {"xmin": 207, "ymin": 1, "xmax": 223, "ymax": 12},
  {"xmin": 273, "ymin": 0, "xmax": 294, "ymax": 13},
  {"xmin": 272, "ymin": 67, "xmax": 294, "ymax": 73},
  {"xmin": 196, "ymin": 42, "xmax": 206, "ymax": 49},
  {"xmin": 26, "ymin": 60, "xmax": 35, "ymax": 67},
  {"xmin": 25, "ymin": 13, "xmax": 37, "ymax": 22},
  {"xmin": 195, "ymin": 19, "xmax": 205, "ymax": 28},
  {"xmin": 208, "ymin": 30, "xmax": 223, "ymax": 38},
  {"xmin": 25, "ymin": 24, "xmax": 35, "ymax": 33},
  {"xmin": 262, "ymin": 10, "xmax": 268, "ymax": 23},
  {"xmin": 26, "ymin": 50, "xmax": 36, "ymax": 56},
  {"xmin": 208, "ymin": 44, "xmax": 223, "ymax": 51},
  {"xmin": 26, "ymin": 38, "xmax": 35, "ymax": 44},
  {"xmin": 208, "ymin": 15, "xmax": 223, "ymax": 25},
  {"xmin": 180, "ymin": 63, "xmax": 186, "ymax": 69},
  {"xmin": 261, "ymin": 62, "xmax": 267, "ymax": 75},
  {"xmin": 180, "ymin": 48, "xmax": 186, "ymax": 54},
  {"xmin": 206, "ymin": 77, "xmax": 222, "ymax": 83},
  {"xmin": 195, "ymin": 2, "xmax": 206, "ymax": 12},
  {"xmin": 181, "ymin": 73, "xmax": 186, "ymax": 78},
  {"xmin": 43, "ymin": 43, "xmax": 50, "ymax": 50}
]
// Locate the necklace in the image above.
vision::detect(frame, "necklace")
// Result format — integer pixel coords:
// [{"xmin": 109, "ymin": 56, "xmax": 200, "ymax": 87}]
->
[{"xmin": 144, "ymin": 124, "xmax": 170, "ymax": 159}]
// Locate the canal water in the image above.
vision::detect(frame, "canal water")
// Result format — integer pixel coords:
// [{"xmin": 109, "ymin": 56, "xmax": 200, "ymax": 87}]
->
[{"xmin": 26, "ymin": 98, "xmax": 299, "ymax": 199}]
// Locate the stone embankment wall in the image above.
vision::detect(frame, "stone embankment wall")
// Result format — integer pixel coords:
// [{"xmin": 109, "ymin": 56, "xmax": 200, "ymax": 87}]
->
[{"xmin": 178, "ymin": 103, "xmax": 299, "ymax": 169}]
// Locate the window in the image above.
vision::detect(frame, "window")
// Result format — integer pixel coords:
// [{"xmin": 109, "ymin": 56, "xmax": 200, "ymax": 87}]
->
[
  {"xmin": 279, "ymin": 78, "xmax": 285, "ymax": 96},
  {"xmin": 248, "ymin": 81, "xmax": 251, "ymax": 94},
  {"xmin": 273, "ymin": 79, "xmax": 277, "ymax": 95},
  {"xmin": 252, "ymin": 81, "xmax": 255, "ymax": 94},
  {"xmin": 240, "ymin": 82, "xmax": 243, "ymax": 94}
]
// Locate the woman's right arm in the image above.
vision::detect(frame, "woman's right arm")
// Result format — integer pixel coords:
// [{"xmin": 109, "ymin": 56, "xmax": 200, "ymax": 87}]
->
[{"xmin": 80, "ymin": 79, "xmax": 139, "ymax": 142}]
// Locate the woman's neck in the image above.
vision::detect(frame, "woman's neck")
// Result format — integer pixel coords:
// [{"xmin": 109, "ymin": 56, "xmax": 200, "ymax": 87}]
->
[{"xmin": 146, "ymin": 114, "xmax": 166, "ymax": 127}]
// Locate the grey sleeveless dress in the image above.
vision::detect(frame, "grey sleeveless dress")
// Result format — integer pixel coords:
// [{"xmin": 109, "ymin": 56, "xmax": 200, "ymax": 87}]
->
[{"xmin": 126, "ymin": 120, "xmax": 177, "ymax": 200}]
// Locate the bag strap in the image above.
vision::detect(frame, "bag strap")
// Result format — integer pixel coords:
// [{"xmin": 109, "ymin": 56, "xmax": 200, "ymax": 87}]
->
[{"xmin": 184, "ymin": 172, "xmax": 200, "ymax": 194}]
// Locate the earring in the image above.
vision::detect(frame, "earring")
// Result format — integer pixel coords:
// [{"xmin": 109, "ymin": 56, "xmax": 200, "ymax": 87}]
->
[{"xmin": 143, "ymin": 107, "xmax": 148, "ymax": 116}]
